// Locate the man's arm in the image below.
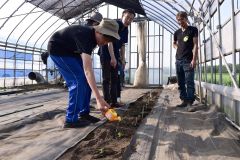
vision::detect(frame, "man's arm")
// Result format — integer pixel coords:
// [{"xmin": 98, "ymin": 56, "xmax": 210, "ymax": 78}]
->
[
  {"xmin": 108, "ymin": 43, "xmax": 117, "ymax": 68},
  {"xmin": 81, "ymin": 53, "xmax": 109, "ymax": 113},
  {"xmin": 191, "ymin": 37, "xmax": 198, "ymax": 68},
  {"xmin": 173, "ymin": 41, "xmax": 178, "ymax": 49},
  {"xmin": 173, "ymin": 31, "xmax": 178, "ymax": 49}
]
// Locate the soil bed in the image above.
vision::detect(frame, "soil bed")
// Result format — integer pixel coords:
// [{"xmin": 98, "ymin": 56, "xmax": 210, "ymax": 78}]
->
[{"xmin": 59, "ymin": 89, "xmax": 160, "ymax": 160}]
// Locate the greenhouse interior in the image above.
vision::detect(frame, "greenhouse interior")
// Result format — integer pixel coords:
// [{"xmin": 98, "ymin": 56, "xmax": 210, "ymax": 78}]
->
[{"xmin": 0, "ymin": 0, "xmax": 240, "ymax": 159}]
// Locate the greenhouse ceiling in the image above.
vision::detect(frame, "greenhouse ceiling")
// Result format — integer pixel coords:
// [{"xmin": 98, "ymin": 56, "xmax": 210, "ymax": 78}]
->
[{"xmin": 0, "ymin": 0, "xmax": 210, "ymax": 51}]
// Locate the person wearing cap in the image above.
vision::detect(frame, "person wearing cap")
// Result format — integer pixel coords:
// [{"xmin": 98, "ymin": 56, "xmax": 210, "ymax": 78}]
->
[
  {"xmin": 98, "ymin": 9, "xmax": 135, "ymax": 108},
  {"xmin": 85, "ymin": 12, "xmax": 103, "ymax": 26},
  {"xmin": 173, "ymin": 11, "xmax": 198, "ymax": 108},
  {"xmin": 47, "ymin": 18, "xmax": 120, "ymax": 128}
]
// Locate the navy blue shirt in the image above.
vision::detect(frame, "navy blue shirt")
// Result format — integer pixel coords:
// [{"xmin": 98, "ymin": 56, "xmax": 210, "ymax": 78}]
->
[
  {"xmin": 99, "ymin": 20, "xmax": 128, "ymax": 61},
  {"xmin": 47, "ymin": 25, "xmax": 97, "ymax": 57},
  {"xmin": 174, "ymin": 26, "xmax": 198, "ymax": 61}
]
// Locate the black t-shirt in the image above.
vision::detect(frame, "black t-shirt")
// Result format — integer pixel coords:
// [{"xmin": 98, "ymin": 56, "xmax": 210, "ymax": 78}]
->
[
  {"xmin": 174, "ymin": 26, "xmax": 198, "ymax": 61},
  {"xmin": 98, "ymin": 20, "xmax": 128, "ymax": 61},
  {"xmin": 47, "ymin": 25, "xmax": 97, "ymax": 57}
]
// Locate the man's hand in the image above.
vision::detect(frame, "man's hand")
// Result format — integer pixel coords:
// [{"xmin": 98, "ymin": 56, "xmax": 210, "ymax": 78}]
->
[
  {"xmin": 110, "ymin": 57, "xmax": 117, "ymax": 68},
  {"xmin": 96, "ymin": 98, "xmax": 110, "ymax": 115},
  {"xmin": 173, "ymin": 41, "xmax": 177, "ymax": 49},
  {"xmin": 190, "ymin": 59, "xmax": 196, "ymax": 68},
  {"xmin": 173, "ymin": 44, "xmax": 178, "ymax": 49}
]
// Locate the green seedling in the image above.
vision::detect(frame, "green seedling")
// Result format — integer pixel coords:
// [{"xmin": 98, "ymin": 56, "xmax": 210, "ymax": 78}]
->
[
  {"xmin": 98, "ymin": 148, "xmax": 104, "ymax": 154},
  {"xmin": 117, "ymin": 131, "xmax": 123, "ymax": 138}
]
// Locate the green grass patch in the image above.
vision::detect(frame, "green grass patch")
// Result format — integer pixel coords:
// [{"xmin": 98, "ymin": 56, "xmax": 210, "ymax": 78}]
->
[{"xmin": 199, "ymin": 73, "xmax": 240, "ymax": 87}]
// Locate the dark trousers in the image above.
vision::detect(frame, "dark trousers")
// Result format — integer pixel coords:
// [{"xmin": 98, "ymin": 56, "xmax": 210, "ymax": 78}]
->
[
  {"xmin": 176, "ymin": 59, "xmax": 195, "ymax": 101},
  {"xmin": 117, "ymin": 62, "xmax": 124, "ymax": 98},
  {"xmin": 117, "ymin": 74, "xmax": 121, "ymax": 98},
  {"xmin": 101, "ymin": 60, "xmax": 118, "ymax": 104}
]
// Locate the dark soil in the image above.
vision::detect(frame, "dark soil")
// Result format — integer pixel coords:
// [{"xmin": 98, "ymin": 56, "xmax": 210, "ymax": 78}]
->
[{"xmin": 58, "ymin": 90, "xmax": 160, "ymax": 160}]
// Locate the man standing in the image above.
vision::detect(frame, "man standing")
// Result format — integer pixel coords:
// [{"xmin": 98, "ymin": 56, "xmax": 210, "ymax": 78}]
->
[
  {"xmin": 99, "ymin": 9, "xmax": 135, "ymax": 108},
  {"xmin": 173, "ymin": 11, "xmax": 198, "ymax": 108},
  {"xmin": 48, "ymin": 19, "xmax": 120, "ymax": 128}
]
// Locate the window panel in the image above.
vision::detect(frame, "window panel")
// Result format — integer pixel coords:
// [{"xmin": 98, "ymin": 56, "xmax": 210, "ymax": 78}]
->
[
  {"xmin": 33, "ymin": 62, "xmax": 40, "ymax": 70},
  {"xmin": 6, "ymin": 59, "xmax": 14, "ymax": 68},
  {"xmin": 0, "ymin": 59, "xmax": 4, "ymax": 68},
  {"xmin": 131, "ymin": 37, "xmax": 137, "ymax": 52},
  {"xmin": 154, "ymin": 36, "xmax": 160, "ymax": 52},
  {"xmin": 234, "ymin": 0, "xmax": 240, "ymax": 10},
  {"xmin": 149, "ymin": 69, "xmax": 154, "ymax": 84},
  {"xmin": 155, "ymin": 24, "xmax": 160, "ymax": 35},
  {"xmin": 1, "ymin": 69, "xmax": 14, "ymax": 77},
  {"xmin": 149, "ymin": 21, "xmax": 155, "ymax": 35},
  {"xmin": 131, "ymin": 23, "xmax": 137, "ymax": 37},
  {"xmin": 220, "ymin": 0, "xmax": 231, "ymax": 25},
  {"xmin": 16, "ymin": 60, "xmax": 24, "ymax": 69},
  {"xmin": 211, "ymin": 12, "xmax": 219, "ymax": 32},
  {"xmin": 108, "ymin": 5, "xmax": 118, "ymax": 19},
  {"xmin": 117, "ymin": 8, "xmax": 124, "ymax": 18},
  {"xmin": 25, "ymin": 61, "xmax": 32, "ymax": 69},
  {"xmin": 94, "ymin": 69, "xmax": 101, "ymax": 83},
  {"xmin": 15, "ymin": 69, "xmax": 25, "ymax": 77},
  {"xmin": 130, "ymin": 69, "xmax": 136, "ymax": 84},
  {"xmin": 130, "ymin": 53, "xmax": 137, "ymax": 68},
  {"xmin": 149, "ymin": 37, "xmax": 155, "ymax": 52}
]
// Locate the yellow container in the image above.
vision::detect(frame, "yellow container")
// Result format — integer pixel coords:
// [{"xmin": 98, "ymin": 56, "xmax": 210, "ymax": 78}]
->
[{"xmin": 105, "ymin": 109, "xmax": 121, "ymax": 122}]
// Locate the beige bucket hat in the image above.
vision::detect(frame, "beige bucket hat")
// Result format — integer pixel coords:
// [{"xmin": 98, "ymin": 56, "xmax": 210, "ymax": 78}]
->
[
  {"xmin": 86, "ymin": 12, "xmax": 103, "ymax": 23},
  {"xmin": 93, "ymin": 18, "xmax": 120, "ymax": 40}
]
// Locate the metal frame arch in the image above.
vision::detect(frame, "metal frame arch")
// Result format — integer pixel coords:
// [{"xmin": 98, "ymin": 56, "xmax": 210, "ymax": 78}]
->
[
  {"xmin": 143, "ymin": 11, "xmax": 176, "ymax": 33},
  {"xmin": 0, "ymin": 1, "xmax": 26, "ymax": 30},
  {"xmin": 141, "ymin": 1, "xmax": 178, "ymax": 32},
  {"xmin": 164, "ymin": 1, "xmax": 181, "ymax": 13},
  {"xmin": 143, "ymin": 0, "xmax": 179, "ymax": 28},
  {"xmin": 23, "ymin": 0, "xmax": 77, "ymax": 49},
  {"xmin": 138, "ymin": 1, "xmax": 175, "ymax": 34},
  {"xmin": 5, "ymin": 0, "xmax": 46, "ymax": 46},
  {"xmin": 25, "ymin": 0, "xmax": 79, "ymax": 49},
  {"xmin": 39, "ymin": 3, "xmax": 105, "ymax": 50},
  {"xmin": 172, "ymin": 0, "xmax": 189, "ymax": 12},
  {"xmin": 0, "ymin": 10, "xmax": 47, "ymax": 21},
  {"xmin": 0, "ymin": 0, "xmax": 9, "ymax": 10},
  {"xmin": 153, "ymin": 0, "xmax": 180, "ymax": 21},
  {"xmin": 33, "ymin": 1, "xmax": 103, "ymax": 50},
  {"xmin": 165, "ymin": 0, "xmax": 197, "ymax": 23},
  {"xmin": 185, "ymin": 0, "xmax": 197, "ymax": 14},
  {"xmin": 145, "ymin": 14, "xmax": 175, "ymax": 34},
  {"xmin": 13, "ymin": 0, "xmax": 61, "ymax": 49}
]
